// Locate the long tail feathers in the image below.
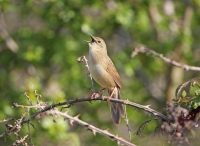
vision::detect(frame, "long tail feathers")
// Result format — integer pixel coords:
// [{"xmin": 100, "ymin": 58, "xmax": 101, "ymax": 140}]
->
[{"xmin": 110, "ymin": 88, "xmax": 125, "ymax": 125}]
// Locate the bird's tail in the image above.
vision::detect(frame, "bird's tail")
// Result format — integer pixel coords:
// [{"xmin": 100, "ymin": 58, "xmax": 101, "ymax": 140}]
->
[{"xmin": 110, "ymin": 87, "xmax": 125, "ymax": 125}]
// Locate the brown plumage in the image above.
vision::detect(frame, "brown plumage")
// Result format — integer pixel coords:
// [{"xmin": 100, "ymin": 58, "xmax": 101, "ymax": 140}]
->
[{"xmin": 87, "ymin": 35, "xmax": 125, "ymax": 125}]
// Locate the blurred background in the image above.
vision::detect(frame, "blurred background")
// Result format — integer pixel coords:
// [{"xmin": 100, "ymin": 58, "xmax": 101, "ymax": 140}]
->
[{"xmin": 0, "ymin": 0, "xmax": 199, "ymax": 145}]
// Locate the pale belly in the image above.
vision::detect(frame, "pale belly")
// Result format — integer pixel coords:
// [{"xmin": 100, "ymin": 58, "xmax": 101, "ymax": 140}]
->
[{"xmin": 89, "ymin": 64, "xmax": 116, "ymax": 89}]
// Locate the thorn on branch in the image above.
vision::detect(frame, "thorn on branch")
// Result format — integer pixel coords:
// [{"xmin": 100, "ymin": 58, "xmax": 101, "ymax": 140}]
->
[
  {"xmin": 92, "ymin": 129, "xmax": 96, "ymax": 136},
  {"xmin": 70, "ymin": 119, "xmax": 74, "ymax": 126},
  {"xmin": 117, "ymin": 140, "xmax": 121, "ymax": 145},
  {"xmin": 103, "ymin": 128, "xmax": 109, "ymax": 133},
  {"xmin": 145, "ymin": 105, "xmax": 151, "ymax": 108},
  {"xmin": 74, "ymin": 114, "xmax": 81, "ymax": 120}
]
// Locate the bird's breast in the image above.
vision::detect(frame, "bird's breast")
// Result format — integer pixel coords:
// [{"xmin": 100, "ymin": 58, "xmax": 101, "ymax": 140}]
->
[{"xmin": 88, "ymin": 52, "xmax": 116, "ymax": 89}]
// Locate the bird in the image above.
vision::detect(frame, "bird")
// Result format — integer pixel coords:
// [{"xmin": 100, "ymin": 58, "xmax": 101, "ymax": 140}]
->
[{"xmin": 86, "ymin": 34, "xmax": 125, "ymax": 125}]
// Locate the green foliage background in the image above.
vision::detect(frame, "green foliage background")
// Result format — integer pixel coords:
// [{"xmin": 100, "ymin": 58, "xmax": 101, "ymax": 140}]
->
[{"xmin": 0, "ymin": 0, "xmax": 199, "ymax": 145}]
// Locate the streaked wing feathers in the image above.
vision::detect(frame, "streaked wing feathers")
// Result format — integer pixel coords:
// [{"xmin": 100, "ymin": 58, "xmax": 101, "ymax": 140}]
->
[{"xmin": 106, "ymin": 57, "xmax": 123, "ymax": 89}]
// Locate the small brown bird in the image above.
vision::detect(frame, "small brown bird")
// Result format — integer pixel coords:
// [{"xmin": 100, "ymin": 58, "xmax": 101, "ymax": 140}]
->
[{"xmin": 86, "ymin": 34, "xmax": 125, "ymax": 125}]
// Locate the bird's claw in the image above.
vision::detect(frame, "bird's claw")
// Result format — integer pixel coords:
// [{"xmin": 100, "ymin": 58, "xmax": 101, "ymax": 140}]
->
[
  {"xmin": 90, "ymin": 88, "xmax": 105, "ymax": 99},
  {"xmin": 106, "ymin": 96, "xmax": 111, "ymax": 104},
  {"xmin": 90, "ymin": 92, "xmax": 99, "ymax": 99}
]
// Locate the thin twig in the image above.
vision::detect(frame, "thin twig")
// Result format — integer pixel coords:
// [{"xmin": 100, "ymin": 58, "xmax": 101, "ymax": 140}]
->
[
  {"xmin": 12, "ymin": 103, "xmax": 45, "ymax": 109},
  {"xmin": 27, "ymin": 122, "xmax": 33, "ymax": 146},
  {"xmin": 77, "ymin": 56, "xmax": 95, "ymax": 92},
  {"xmin": 0, "ymin": 118, "xmax": 15, "ymax": 124},
  {"xmin": 0, "ymin": 109, "xmax": 29, "ymax": 138},
  {"xmin": 135, "ymin": 118, "xmax": 159, "ymax": 137},
  {"xmin": 124, "ymin": 105, "xmax": 132, "ymax": 141},
  {"xmin": 50, "ymin": 110, "xmax": 136, "ymax": 146},
  {"xmin": 132, "ymin": 47, "xmax": 200, "ymax": 71}
]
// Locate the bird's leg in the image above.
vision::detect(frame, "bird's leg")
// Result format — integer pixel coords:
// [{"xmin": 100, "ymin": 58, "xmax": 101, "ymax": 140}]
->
[
  {"xmin": 98, "ymin": 88, "xmax": 105, "ymax": 95},
  {"xmin": 106, "ymin": 87, "xmax": 116, "ymax": 103},
  {"xmin": 91, "ymin": 88, "xmax": 105, "ymax": 99}
]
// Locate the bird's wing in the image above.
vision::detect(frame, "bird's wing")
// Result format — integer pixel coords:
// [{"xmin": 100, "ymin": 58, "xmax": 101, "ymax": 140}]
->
[{"xmin": 106, "ymin": 57, "xmax": 123, "ymax": 89}]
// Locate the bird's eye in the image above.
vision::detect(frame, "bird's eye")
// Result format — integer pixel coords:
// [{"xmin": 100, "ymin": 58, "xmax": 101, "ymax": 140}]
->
[{"xmin": 98, "ymin": 40, "xmax": 101, "ymax": 43}]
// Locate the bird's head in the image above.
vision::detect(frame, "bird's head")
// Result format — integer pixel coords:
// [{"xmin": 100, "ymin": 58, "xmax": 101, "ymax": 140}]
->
[{"xmin": 86, "ymin": 34, "xmax": 107, "ymax": 54}]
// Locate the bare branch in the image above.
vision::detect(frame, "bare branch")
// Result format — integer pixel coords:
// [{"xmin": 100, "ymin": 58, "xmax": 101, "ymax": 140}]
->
[
  {"xmin": 0, "ymin": 91, "xmax": 174, "ymax": 146},
  {"xmin": 20, "ymin": 96, "xmax": 172, "ymax": 124},
  {"xmin": 50, "ymin": 110, "xmax": 136, "ymax": 146},
  {"xmin": 132, "ymin": 47, "xmax": 200, "ymax": 71},
  {"xmin": 12, "ymin": 103, "xmax": 45, "ymax": 109},
  {"xmin": 0, "ymin": 91, "xmax": 172, "ymax": 146},
  {"xmin": 0, "ymin": 118, "xmax": 15, "ymax": 124}
]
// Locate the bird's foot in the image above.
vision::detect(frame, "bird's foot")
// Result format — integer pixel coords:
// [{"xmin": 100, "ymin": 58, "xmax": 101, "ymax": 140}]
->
[
  {"xmin": 106, "ymin": 87, "xmax": 116, "ymax": 104},
  {"xmin": 106, "ymin": 96, "xmax": 111, "ymax": 103},
  {"xmin": 90, "ymin": 92, "xmax": 99, "ymax": 99},
  {"xmin": 90, "ymin": 88, "xmax": 105, "ymax": 99}
]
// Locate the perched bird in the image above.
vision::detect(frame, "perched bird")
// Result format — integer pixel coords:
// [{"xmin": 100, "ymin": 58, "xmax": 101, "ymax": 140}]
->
[{"xmin": 86, "ymin": 34, "xmax": 125, "ymax": 125}]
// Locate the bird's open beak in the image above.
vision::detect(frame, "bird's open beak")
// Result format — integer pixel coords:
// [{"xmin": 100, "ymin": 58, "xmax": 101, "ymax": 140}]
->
[
  {"xmin": 84, "ymin": 33, "xmax": 96, "ymax": 43},
  {"xmin": 89, "ymin": 34, "xmax": 95, "ymax": 42}
]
